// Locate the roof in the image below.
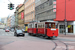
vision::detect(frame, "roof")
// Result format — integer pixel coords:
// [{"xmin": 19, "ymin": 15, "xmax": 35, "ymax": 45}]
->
[{"xmin": 18, "ymin": 4, "xmax": 23, "ymax": 8}]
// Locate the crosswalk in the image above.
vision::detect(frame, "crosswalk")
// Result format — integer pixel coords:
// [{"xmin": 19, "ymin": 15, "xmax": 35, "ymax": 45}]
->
[
  {"xmin": 1, "ymin": 33, "xmax": 13, "ymax": 36},
  {"xmin": 0, "ymin": 29, "xmax": 14, "ymax": 36}
]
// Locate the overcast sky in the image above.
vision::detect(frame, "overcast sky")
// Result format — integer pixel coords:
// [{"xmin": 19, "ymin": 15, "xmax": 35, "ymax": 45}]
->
[{"xmin": 0, "ymin": 0, "xmax": 24, "ymax": 21}]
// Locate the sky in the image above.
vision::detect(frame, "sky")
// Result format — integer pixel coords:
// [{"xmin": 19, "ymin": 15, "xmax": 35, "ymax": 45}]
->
[{"xmin": 0, "ymin": 0, "xmax": 24, "ymax": 20}]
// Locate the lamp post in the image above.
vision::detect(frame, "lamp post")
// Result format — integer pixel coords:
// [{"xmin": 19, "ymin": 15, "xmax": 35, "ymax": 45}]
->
[{"xmin": 23, "ymin": 0, "xmax": 26, "ymax": 30}]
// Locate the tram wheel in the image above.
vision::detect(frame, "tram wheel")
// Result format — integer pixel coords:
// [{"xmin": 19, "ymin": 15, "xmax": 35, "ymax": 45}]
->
[
  {"xmin": 44, "ymin": 36, "xmax": 50, "ymax": 39},
  {"xmin": 28, "ymin": 33, "xmax": 31, "ymax": 35},
  {"xmin": 36, "ymin": 34, "xmax": 39, "ymax": 37},
  {"xmin": 49, "ymin": 37, "xmax": 53, "ymax": 39}
]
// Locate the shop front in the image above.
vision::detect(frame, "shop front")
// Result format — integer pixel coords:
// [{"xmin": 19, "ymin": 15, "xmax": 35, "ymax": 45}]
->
[{"xmin": 58, "ymin": 21, "xmax": 75, "ymax": 35}]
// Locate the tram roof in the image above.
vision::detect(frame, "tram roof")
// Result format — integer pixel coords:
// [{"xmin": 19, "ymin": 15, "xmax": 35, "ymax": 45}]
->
[
  {"xmin": 38, "ymin": 21, "xmax": 58, "ymax": 23},
  {"xmin": 28, "ymin": 21, "xmax": 58, "ymax": 24}
]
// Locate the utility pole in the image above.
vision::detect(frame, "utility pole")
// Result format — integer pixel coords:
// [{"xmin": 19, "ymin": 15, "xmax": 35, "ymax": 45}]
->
[
  {"xmin": 24, "ymin": 0, "xmax": 26, "ymax": 30},
  {"xmin": 65, "ymin": 0, "xmax": 67, "ymax": 35}
]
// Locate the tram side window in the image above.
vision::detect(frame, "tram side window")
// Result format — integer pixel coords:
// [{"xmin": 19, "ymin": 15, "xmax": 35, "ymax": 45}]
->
[
  {"xmin": 38, "ymin": 24, "xmax": 44, "ymax": 28},
  {"xmin": 45, "ymin": 24, "xmax": 49, "ymax": 28},
  {"xmin": 42, "ymin": 24, "xmax": 44, "ymax": 28},
  {"xmin": 29, "ymin": 24, "xmax": 32, "ymax": 28},
  {"xmin": 38, "ymin": 24, "xmax": 42, "ymax": 28},
  {"xmin": 45, "ymin": 24, "xmax": 47, "ymax": 28},
  {"xmin": 56, "ymin": 25, "xmax": 58, "ymax": 28},
  {"xmin": 35, "ymin": 24, "xmax": 37, "ymax": 28}
]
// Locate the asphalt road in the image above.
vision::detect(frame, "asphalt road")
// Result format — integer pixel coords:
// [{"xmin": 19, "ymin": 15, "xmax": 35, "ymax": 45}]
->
[{"xmin": 0, "ymin": 29, "xmax": 75, "ymax": 50}]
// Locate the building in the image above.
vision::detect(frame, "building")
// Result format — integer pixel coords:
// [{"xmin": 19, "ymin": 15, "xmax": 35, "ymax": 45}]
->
[
  {"xmin": 7, "ymin": 16, "xmax": 11, "ymax": 27},
  {"xmin": 55, "ymin": 0, "xmax": 75, "ymax": 35},
  {"xmin": 24, "ymin": 0, "xmax": 35, "ymax": 26},
  {"xmin": 1, "ymin": 18, "xmax": 5, "ymax": 23},
  {"xmin": 10, "ymin": 15, "xmax": 15, "ymax": 28},
  {"xmin": 0, "ymin": 24, "xmax": 5, "ymax": 29},
  {"xmin": 7, "ymin": 15, "xmax": 15, "ymax": 29},
  {"xmin": 4, "ymin": 18, "xmax": 7, "ymax": 26},
  {"xmin": 17, "ymin": 4, "xmax": 24, "ymax": 29},
  {"xmin": 35, "ymin": 0, "xmax": 56, "ymax": 22},
  {"xmin": 1, "ymin": 17, "xmax": 7, "ymax": 24},
  {"xmin": 14, "ymin": 6, "xmax": 19, "ymax": 28},
  {"xmin": 1, "ymin": 17, "xmax": 7, "ymax": 27}
]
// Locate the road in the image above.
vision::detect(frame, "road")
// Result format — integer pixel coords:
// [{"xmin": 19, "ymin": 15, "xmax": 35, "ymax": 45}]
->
[{"xmin": 0, "ymin": 29, "xmax": 75, "ymax": 50}]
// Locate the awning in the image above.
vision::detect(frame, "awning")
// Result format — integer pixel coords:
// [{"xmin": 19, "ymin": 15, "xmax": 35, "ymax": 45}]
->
[
  {"xmin": 54, "ymin": 19, "xmax": 64, "ymax": 21},
  {"xmin": 54, "ymin": 19, "xmax": 75, "ymax": 21},
  {"xmin": 24, "ymin": 22, "xmax": 30, "ymax": 24}
]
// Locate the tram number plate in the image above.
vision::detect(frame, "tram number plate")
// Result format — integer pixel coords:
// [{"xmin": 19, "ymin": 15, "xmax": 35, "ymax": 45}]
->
[{"xmin": 51, "ymin": 29, "xmax": 56, "ymax": 30}]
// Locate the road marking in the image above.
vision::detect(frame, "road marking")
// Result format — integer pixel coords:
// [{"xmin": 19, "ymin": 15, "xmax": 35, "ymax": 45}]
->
[
  {"xmin": 6, "ymin": 34, "xmax": 8, "ymax": 35},
  {"xmin": 2, "ymin": 34, "xmax": 4, "ymax": 35}
]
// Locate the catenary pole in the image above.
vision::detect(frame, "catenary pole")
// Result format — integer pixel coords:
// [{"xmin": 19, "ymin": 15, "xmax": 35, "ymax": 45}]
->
[{"xmin": 65, "ymin": 0, "xmax": 67, "ymax": 35}]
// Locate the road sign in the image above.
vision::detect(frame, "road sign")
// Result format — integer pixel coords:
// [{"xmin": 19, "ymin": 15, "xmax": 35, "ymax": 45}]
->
[
  {"xmin": 53, "ymin": 9, "xmax": 56, "ymax": 12},
  {"xmin": 53, "ymin": 5, "xmax": 56, "ymax": 8}
]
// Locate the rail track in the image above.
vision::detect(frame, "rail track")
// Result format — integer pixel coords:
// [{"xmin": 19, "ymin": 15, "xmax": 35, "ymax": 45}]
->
[{"xmin": 52, "ymin": 40, "xmax": 68, "ymax": 50}]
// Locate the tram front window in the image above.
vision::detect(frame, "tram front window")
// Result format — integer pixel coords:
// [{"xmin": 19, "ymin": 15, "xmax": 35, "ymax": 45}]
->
[
  {"xmin": 45, "ymin": 23, "xmax": 56, "ymax": 28},
  {"xmin": 52, "ymin": 24, "xmax": 55, "ymax": 28},
  {"xmin": 49, "ymin": 24, "xmax": 51, "ymax": 28},
  {"xmin": 49, "ymin": 23, "xmax": 55, "ymax": 28}
]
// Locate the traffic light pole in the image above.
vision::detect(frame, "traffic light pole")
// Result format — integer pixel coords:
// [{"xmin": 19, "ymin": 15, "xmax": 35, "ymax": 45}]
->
[{"xmin": 8, "ymin": 0, "xmax": 11, "ymax": 3}]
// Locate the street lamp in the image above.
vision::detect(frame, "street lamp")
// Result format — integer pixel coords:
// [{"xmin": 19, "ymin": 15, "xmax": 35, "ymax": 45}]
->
[{"xmin": 23, "ymin": 0, "xmax": 26, "ymax": 30}]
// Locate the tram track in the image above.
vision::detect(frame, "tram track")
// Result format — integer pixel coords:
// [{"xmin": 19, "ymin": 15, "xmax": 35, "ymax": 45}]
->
[{"xmin": 52, "ymin": 40, "xmax": 68, "ymax": 50}]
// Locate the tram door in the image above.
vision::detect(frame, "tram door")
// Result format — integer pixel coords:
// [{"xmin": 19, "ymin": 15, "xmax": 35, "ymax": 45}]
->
[{"xmin": 35, "ymin": 24, "xmax": 38, "ymax": 33}]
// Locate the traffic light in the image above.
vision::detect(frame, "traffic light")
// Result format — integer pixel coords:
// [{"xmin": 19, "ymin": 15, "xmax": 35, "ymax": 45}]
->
[{"xmin": 8, "ymin": 3, "xmax": 14, "ymax": 10}]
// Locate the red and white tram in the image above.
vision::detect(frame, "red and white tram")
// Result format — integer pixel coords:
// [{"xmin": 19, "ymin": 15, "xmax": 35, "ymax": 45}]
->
[{"xmin": 28, "ymin": 21, "xmax": 58, "ymax": 38}]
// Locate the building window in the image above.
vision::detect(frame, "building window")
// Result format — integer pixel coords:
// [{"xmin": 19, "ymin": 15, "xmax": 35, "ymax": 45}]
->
[
  {"xmin": 68, "ymin": 25, "xmax": 73, "ymax": 33},
  {"xmin": 49, "ymin": 0, "xmax": 52, "ymax": 6},
  {"xmin": 59, "ymin": 25, "xmax": 65, "ymax": 33}
]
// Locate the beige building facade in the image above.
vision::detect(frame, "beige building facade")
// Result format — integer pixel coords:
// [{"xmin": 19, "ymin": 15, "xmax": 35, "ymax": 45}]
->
[
  {"xmin": 17, "ymin": 4, "xmax": 24, "ymax": 29},
  {"xmin": 7, "ymin": 17, "xmax": 11, "ymax": 27},
  {"xmin": 24, "ymin": 0, "xmax": 35, "ymax": 25}
]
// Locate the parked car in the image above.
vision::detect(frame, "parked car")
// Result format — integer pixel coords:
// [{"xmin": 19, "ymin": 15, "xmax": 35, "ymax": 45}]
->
[
  {"xmin": 11, "ymin": 29, "xmax": 14, "ymax": 32},
  {"xmin": 22, "ymin": 29, "xmax": 25, "ymax": 32},
  {"xmin": 14, "ymin": 30, "xmax": 25, "ymax": 37},
  {"xmin": 3, "ymin": 28, "xmax": 5, "ymax": 30},
  {"xmin": 5, "ymin": 29, "xmax": 9, "ymax": 32}
]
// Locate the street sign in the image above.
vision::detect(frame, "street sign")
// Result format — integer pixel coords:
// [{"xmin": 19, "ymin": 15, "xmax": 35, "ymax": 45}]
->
[
  {"xmin": 53, "ymin": 9, "xmax": 56, "ymax": 12},
  {"xmin": 53, "ymin": 1, "xmax": 56, "ymax": 12},
  {"xmin": 53, "ymin": 5, "xmax": 56, "ymax": 8}
]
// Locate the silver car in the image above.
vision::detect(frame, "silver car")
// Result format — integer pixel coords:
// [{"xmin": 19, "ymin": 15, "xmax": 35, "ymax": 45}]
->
[{"xmin": 14, "ymin": 30, "xmax": 25, "ymax": 37}]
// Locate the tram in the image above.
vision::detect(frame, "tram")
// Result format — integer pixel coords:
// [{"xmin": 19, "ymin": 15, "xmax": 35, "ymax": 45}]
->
[{"xmin": 28, "ymin": 21, "xmax": 58, "ymax": 38}]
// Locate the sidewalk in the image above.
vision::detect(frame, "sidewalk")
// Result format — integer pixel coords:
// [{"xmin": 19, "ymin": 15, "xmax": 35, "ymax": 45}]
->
[{"xmin": 58, "ymin": 34, "xmax": 75, "ymax": 38}]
